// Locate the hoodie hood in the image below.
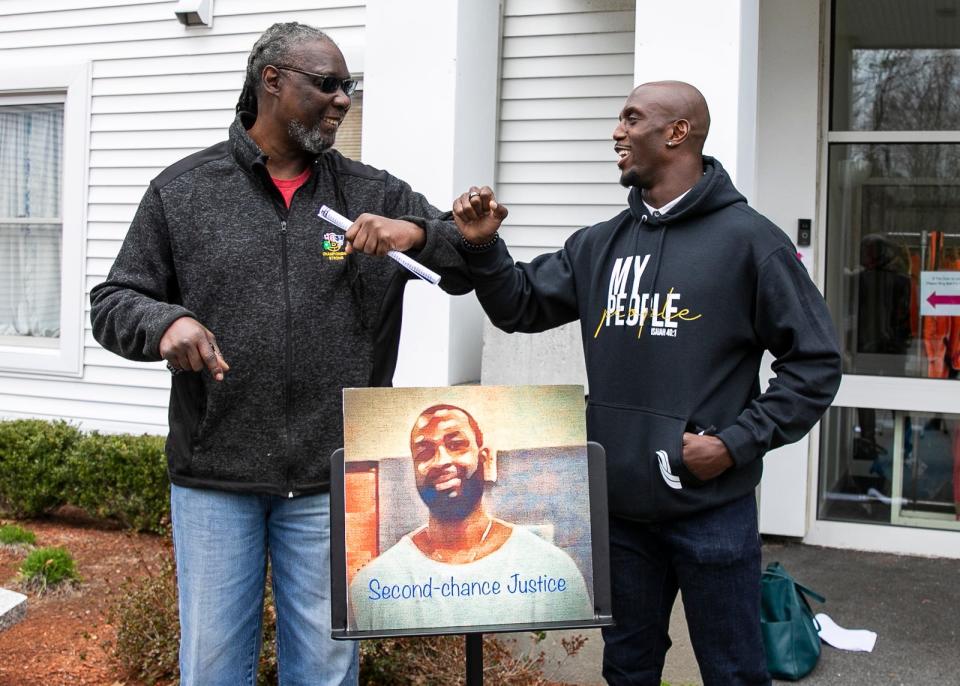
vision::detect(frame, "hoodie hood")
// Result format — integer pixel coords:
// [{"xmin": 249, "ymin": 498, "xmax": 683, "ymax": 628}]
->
[
  {"xmin": 621, "ymin": 156, "xmax": 749, "ymax": 323},
  {"xmin": 627, "ymin": 156, "xmax": 747, "ymax": 227}
]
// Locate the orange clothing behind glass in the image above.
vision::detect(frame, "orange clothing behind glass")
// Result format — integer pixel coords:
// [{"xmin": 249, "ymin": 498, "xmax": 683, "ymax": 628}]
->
[{"xmin": 921, "ymin": 232, "xmax": 957, "ymax": 378}]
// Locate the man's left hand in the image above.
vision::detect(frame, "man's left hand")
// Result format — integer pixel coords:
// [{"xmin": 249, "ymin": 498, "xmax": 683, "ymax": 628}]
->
[
  {"xmin": 345, "ymin": 214, "xmax": 425, "ymax": 255},
  {"xmin": 681, "ymin": 433, "xmax": 734, "ymax": 481}
]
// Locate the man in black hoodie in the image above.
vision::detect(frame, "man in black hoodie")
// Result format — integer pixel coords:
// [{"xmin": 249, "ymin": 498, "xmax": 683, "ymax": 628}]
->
[
  {"xmin": 90, "ymin": 23, "xmax": 469, "ymax": 686},
  {"xmin": 452, "ymin": 82, "xmax": 842, "ymax": 685}
]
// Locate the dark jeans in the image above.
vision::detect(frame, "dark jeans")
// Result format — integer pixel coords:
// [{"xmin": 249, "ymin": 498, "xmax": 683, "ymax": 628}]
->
[{"xmin": 602, "ymin": 493, "xmax": 771, "ymax": 686}]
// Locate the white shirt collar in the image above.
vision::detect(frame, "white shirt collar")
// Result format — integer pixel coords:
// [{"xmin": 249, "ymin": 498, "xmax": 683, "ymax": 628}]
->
[{"xmin": 642, "ymin": 188, "xmax": 692, "ymax": 217}]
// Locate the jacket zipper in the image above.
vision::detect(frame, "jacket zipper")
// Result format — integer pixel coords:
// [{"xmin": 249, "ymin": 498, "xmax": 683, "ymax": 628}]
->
[
  {"xmin": 278, "ymin": 218, "xmax": 296, "ymax": 498},
  {"xmin": 262, "ymin": 161, "xmax": 312, "ymax": 499}
]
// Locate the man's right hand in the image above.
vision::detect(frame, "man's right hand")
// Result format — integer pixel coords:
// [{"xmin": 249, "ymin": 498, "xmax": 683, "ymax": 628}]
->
[
  {"xmin": 159, "ymin": 316, "xmax": 230, "ymax": 381},
  {"xmin": 453, "ymin": 185, "xmax": 509, "ymax": 245}
]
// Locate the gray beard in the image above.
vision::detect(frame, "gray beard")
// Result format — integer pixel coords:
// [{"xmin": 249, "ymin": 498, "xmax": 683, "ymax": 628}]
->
[{"xmin": 288, "ymin": 119, "xmax": 333, "ymax": 154}]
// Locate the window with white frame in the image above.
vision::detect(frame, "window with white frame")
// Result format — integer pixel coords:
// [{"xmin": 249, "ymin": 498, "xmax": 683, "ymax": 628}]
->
[
  {"xmin": 0, "ymin": 64, "xmax": 89, "ymax": 376},
  {"xmin": 0, "ymin": 97, "xmax": 65, "ymax": 346}
]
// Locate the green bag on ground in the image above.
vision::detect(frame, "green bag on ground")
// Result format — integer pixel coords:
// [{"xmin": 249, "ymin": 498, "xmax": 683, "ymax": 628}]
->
[{"xmin": 760, "ymin": 561, "xmax": 825, "ymax": 681}]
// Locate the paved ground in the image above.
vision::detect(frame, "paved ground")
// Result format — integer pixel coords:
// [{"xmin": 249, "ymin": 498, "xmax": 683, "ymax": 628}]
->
[
  {"xmin": 757, "ymin": 539, "xmax": 959, "ymax": 686},
  {"xmin": 510, "ymin": 538, "xmax": 960, "ymax": 685}
]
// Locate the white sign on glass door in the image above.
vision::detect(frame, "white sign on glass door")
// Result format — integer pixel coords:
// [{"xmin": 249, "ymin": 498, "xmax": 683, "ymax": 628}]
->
[{"xmin": 920, "ymin": 271, "xmax": 960, "ymax": 317}]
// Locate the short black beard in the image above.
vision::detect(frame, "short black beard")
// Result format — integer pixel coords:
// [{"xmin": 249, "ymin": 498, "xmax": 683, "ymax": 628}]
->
[
  {"xmin": 619, "ymin": 168, "xmax": 641, "ymax": 188},
  {"xmin": 417, "ymin": 468, "xmax": 485, "ymax": 522},
  {"xmin": 288, "ymin": 119, "xmax": 333, "ymax": 155}
]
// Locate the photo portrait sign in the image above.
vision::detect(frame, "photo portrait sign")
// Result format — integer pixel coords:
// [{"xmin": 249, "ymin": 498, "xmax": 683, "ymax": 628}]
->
[{"xmin": 330, "ymin": 385, "xmax": 612, "ymax": 639}]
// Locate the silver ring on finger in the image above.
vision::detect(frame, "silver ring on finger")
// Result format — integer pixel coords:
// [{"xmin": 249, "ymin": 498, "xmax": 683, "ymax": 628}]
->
[{"xmin": 469, "ymin": 192, "xmax": 480, "ymax": 199}]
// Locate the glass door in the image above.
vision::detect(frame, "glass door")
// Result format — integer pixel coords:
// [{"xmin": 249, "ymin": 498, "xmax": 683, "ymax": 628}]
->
[{"xmin": 818, "ymin": 0, "xmax": 960, "ymax": 532}]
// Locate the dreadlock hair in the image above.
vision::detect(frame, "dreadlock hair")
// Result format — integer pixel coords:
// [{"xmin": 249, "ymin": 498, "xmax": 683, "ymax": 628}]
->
[{"xmin": 236, "ymin": 22, "xmax": 333, "ymax": 117}]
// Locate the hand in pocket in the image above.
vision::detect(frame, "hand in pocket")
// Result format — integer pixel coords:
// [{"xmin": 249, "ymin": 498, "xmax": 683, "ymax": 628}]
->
[{"xmin": 681, "ymin": 432, "xmax": 734, "ymax": 481}]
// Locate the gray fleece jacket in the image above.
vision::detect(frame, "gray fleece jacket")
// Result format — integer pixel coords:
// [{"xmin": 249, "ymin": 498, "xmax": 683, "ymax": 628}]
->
[{"xmin": 90, "ymin": 116, "xmax": 471, "ymax": 497}]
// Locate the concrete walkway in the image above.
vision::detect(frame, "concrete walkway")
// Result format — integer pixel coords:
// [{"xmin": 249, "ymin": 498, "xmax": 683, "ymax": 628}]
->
[{"xmin": 510, "ymin": 538, "xmax": 960, "ymax": 685}]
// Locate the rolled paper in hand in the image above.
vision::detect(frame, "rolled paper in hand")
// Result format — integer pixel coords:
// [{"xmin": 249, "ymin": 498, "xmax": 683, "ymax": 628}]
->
[{"xmin": 318, "ymin": 205, "xmax": 441, "ymax": 286}]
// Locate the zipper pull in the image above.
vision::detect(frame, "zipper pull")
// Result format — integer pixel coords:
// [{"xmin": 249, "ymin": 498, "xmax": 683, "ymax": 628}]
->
[
  {"xmin": 280, "ymin": 220, "xmax": 287, "ymax": 233},
  {"xmin": 288, "ymin": 491, "xmax": 294, "ymax": 499}
]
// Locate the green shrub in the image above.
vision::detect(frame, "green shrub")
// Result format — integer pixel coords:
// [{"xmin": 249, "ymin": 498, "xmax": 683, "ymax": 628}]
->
[
  {"xmin": 0, "ymin": 523, "xmax": 36, "ymax": 546},
  {"xmin": 0, "ymin": 420, "xmax": 169, "ymax": 533},
  {"xmin": 0, "ymin": 420, "xmax": 82, "ymax": 517},
  {"xmin": 18, "ymin": 546, "xmax": 80, "ymax": 594},
  {"xmin": 66, "ymin": 432, "xmax": 169, "ymax": 533},
  {"xmin": 110, "ymin": 556, "xmax": 180, "ymax": 685}
]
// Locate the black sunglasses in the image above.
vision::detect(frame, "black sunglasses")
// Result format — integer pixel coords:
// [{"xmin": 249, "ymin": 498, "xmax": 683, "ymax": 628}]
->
[{"xmin": 273, "ymin": 65, "xmax": 357, "ymax": 96}]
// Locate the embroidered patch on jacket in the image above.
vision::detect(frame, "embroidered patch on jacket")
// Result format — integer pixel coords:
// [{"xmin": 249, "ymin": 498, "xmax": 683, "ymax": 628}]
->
[{"xmin": 322, "ymin": 231, "xmax": 347, "ymax": 261}]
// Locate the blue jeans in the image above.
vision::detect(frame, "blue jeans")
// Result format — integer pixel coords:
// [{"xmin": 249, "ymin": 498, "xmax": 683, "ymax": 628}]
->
[
  {"xmin": 171, "ymin": 484, "xmax": 358, "ymax": 686},
  {"xmin": 602, "ymin": 493, "xmax": 770, "ymax": 686}
]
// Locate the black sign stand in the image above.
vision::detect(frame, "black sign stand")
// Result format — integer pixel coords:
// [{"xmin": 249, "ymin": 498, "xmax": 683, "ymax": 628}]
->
[
  {"xmin": 466, "ymin": 632, "xmax": 483, "ymax": 685},
  {"xmin": 329, "ymin": 441, "xmax": 615, "ymax": 684}
]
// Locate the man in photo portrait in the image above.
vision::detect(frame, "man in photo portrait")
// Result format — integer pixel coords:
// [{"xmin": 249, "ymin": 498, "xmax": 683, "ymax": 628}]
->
[{"xmin": 348, "ymin": 403, "xmax": 593, "ymax": 631}]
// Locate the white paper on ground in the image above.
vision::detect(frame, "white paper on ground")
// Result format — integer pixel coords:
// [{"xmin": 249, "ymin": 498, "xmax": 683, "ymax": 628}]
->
[{"xmin": 815, "ymin": 612, "xmax": 877, "ymax": 652}]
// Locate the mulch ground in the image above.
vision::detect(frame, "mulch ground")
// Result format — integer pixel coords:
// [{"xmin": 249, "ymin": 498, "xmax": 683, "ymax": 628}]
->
[
  {"xmin": 0, "ymin": 513, "xmax": 592, "ymax": 686},
  {"xmin": 0, "ymin": 512, "xmax": 169, "ymax": 686}
]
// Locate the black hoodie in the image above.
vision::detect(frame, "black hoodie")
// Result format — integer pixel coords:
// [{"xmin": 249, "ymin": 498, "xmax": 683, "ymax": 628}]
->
[{"xmin": 464, "ymin": 157, "xmax": 842, "ymax": 521}]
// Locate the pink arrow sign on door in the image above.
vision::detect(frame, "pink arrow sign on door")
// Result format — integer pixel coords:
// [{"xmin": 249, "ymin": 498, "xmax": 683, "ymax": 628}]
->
[{"xmin": 926, "ymin": 291, "xmax": 960, "ymax": 309}]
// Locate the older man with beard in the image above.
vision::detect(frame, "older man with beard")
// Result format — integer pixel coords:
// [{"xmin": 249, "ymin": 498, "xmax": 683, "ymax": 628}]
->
[
  {"xmin": 349, "ymin": 404, "xmax": 593, "ymax": 632},
  {"xmin": 90, "ymin": 22, "xmax": 471, "ymax": 686}
]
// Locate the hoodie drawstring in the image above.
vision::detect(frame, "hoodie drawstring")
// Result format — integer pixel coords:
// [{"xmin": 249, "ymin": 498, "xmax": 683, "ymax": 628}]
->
[
  {"xmin": 632, "ymin": 213, "xmax": 668, "ymax": 330},
  {"xmin": 647, "ymin": 223, "xmax": 668, "ymax": 313}
]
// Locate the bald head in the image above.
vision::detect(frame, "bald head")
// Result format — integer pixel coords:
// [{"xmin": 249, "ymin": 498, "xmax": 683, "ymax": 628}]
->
[
  {"xmin": 613, "ymin": 80, "xmax": 712, "ymax": 200},
  {"xmin": 632, "ymin": 81, "xmax": 710, "ymax": 152}
]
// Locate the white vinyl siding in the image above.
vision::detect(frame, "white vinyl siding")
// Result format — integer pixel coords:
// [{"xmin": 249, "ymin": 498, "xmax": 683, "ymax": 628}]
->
[
  {"xmin": 0, "ymin": 1, "xmax": 365, "ymax": 433},
  {"xmin": 496, "ymin": 0, "xmax": 635, "ymax": 261}
]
